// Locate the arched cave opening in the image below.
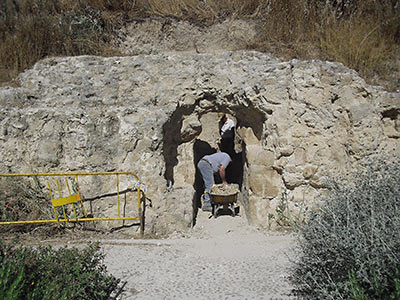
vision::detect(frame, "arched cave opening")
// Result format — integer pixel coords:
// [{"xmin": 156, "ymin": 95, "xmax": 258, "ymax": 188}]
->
[{"xmin": 162, "ymin": 103, "xmax": 266, "ymax": 227}]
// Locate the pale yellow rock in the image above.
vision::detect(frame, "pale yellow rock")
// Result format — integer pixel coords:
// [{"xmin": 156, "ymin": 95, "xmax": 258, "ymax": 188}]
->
[
  {"xmin": 248, "ymin": 165, "xmax": 281, "ymax": 198},
  {"xmin": 236, "ymin": 126, "xmax": 259, "ymax": 145},
  {"xmin": 303, "ymin": 165, "xmax": 317, "ymax": 179},
  {"xmin": 246, "ymin": 145, "xmax": 275, "ymax": 167}
]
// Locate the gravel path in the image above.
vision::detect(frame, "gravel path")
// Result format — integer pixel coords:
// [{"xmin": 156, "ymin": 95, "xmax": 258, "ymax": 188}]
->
[{"xmin": 103, "ymin": 210, "xmax": 298, "ymax": 300}]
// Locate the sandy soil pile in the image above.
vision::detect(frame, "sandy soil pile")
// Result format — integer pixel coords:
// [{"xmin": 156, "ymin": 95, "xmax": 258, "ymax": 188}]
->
[{"xmin": 210, "ymin": 183, "xmax": 240, "ymax": 195}]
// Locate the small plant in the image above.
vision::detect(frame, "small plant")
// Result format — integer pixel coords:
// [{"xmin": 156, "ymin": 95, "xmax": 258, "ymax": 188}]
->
[
  {"xmin": 348, "ymin": 268, "xmax": 369, "ymax": 300},
  {"xmin": 274, "ymin": 190, "xmax": 292, "ymax": 228},
  {"xmin": 290, "ymin": 158, "xmax": 400, "ymax": 299},
  {"xmin": 0, "ymin": 261, "xmax": 24, "ymax": 300},
  {"xmin": 0, "ymin": 241, "xmax": 120, "ymax": 300},
  {"xmin": 272, "ymin": 189, "xmax": 306, "ymax": 229}
]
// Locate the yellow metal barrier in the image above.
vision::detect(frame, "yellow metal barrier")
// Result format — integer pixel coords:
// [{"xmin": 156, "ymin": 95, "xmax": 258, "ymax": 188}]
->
[{"xmin": 0, "ymin": 171, "xmax": 146, "ymax": 235}]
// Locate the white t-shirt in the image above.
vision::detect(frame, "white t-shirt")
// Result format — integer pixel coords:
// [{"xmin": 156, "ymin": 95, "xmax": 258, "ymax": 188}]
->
[{"xmin": 221, "ymin": 118, "xmax": 235, "ymax": 136}]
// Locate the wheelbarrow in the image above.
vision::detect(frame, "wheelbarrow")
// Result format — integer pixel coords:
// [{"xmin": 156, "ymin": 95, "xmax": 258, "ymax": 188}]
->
[{"xmin": 209, "ymin": 184, "xmax": 240, "ymax": 218}]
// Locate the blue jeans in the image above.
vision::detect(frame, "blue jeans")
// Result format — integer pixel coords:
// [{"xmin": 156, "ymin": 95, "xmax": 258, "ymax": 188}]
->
[{"xmin": 197, "ymin": 159, "xmax": 214, "ymax": 204}]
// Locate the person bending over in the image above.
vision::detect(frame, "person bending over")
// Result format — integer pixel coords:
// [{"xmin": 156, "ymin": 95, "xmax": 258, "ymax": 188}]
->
[{"xmin": 197, "ymin": 152, "xmax": 231, "ymax": 212}]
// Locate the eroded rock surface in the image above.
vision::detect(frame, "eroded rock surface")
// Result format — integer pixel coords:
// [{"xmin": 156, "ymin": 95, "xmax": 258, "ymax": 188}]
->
[{"xmin": 0, "ymin": 50, "xmax": 399, "ymax": 234}]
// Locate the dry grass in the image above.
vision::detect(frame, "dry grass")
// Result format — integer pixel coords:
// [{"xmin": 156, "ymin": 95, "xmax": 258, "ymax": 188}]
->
[
  {"xmin": 0, "ymin": 0, "xmax": 399, "ymax": 90},
  {"xmin": 255, "ymin": 0, "xmax": 400, "ymax": 89},
  {"xmin": 320, "ymin": 18, "xmax": 394, "ymax": 71},
  {"xmin": 316, "ymin": 1, "xmax": 400, "ymax": 87},
  {"xmin": 144, "ymin": 0, "xmax": 267, "ymax": 21},
  {"xmin": 0, "ymin": 177, "xmax": 53, "ymax": 233}
]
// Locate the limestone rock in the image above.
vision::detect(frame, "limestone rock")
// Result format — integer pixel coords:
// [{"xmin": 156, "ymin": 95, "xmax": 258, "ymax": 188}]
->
[
  {"xmin": 181, "ymin": 115, "xmax": 202, "ymax": 143},
  {"xmin": 248, "ymin": 165, "xmax": 281, "ymax": 198},
  {"xmin": 0, "ymin": 50, "xmax": 399, "ymax": 234}
]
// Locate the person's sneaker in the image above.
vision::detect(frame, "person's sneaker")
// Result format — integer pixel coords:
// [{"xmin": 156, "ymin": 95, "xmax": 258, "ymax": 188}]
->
[{"xmin": 202, "ymin": 203, "xmax": 212, "ymax": 212}]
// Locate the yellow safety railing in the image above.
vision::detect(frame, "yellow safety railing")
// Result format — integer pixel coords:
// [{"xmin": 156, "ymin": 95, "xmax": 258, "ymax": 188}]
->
[{"xmin": 0, "ymin": 171, "xmax": 146, "ymax": 235}]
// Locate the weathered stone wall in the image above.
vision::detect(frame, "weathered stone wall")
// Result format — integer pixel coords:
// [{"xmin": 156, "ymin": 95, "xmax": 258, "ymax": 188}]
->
[{"xmin": 0, "ymin": 51, "xmax": 399, "ymax": 234}]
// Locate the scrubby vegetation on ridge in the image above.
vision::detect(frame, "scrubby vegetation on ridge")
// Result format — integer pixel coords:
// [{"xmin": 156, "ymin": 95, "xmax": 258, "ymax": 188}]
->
[
  {"xmin": 0, "ymin": 0, "xmax": 399, "ymax": 90},
  {"xmin": 291, "ymin": 158, "xmax": 400, "ymax": 299}
]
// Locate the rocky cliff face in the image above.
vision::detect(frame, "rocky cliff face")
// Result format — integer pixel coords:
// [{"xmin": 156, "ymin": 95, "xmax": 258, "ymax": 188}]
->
[{"xmin": 0, "ymin": 50, "xmax": 399, "ymax": 235}]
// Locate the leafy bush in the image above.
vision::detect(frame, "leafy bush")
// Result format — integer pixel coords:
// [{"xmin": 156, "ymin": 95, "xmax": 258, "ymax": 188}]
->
[
  {"xmin": 0, "ymin": 241, "xmax": 120, "ymax": 300},
  {"xmin": 291, "ymin": 159, "xmax": 400, "ymax": 299}
]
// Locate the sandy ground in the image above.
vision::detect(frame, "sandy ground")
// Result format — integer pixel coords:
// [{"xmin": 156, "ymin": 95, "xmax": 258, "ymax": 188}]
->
[{"xmin": 102, "ymin": 209, "xmax": 298, "ymax": 300}]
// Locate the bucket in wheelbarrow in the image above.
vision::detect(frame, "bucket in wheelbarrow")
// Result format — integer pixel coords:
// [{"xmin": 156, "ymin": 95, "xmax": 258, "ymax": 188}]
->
[{"xmin": 210, "ymin": 183, "xmax": 240, "ymax": 218}]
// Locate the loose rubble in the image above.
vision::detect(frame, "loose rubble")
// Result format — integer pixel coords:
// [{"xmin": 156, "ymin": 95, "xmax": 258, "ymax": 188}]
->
[{"xmin": 210, "ymin": 183, "xmax": 240, "ymax": 195}]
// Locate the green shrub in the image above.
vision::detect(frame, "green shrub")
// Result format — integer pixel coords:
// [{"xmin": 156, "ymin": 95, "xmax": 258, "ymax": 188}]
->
[
  {"xmin": 291, "ymin": 159, "xmax": 400, "ymax": 299},
  {"xmin": 0, "ymin": 241, "xmax": 120, "ymax": 300}
]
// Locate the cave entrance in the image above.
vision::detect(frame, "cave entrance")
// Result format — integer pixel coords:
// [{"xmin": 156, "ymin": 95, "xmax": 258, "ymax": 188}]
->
[
  {"xmin": 162, "ymin": 106, "xmax": 265, "ymax": 228},
  {"xmin": 193, "ymin": 136, "xmax": 244, "ymax": 214}
]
